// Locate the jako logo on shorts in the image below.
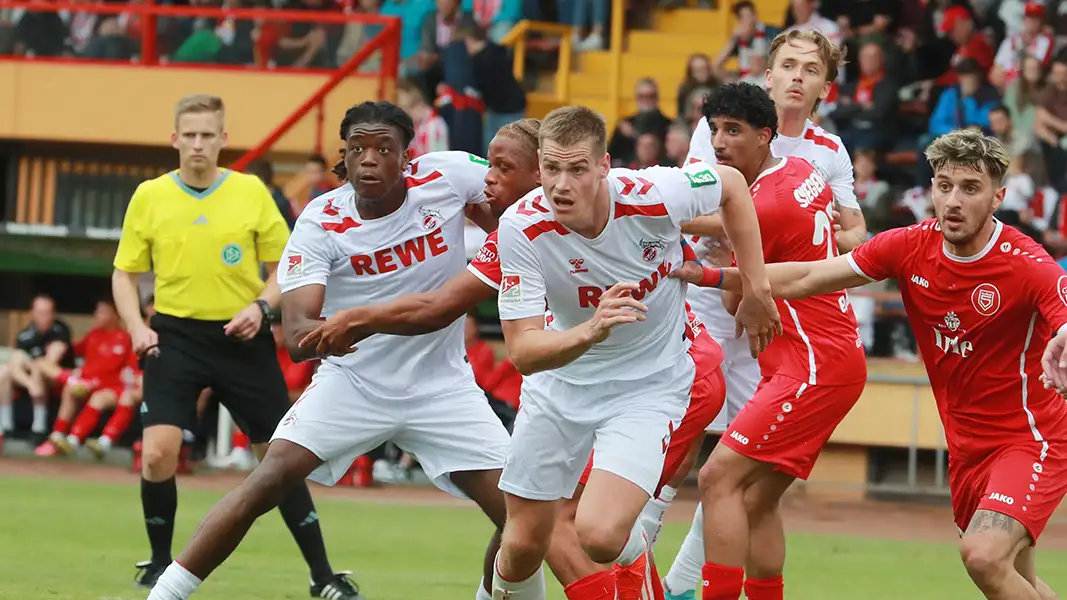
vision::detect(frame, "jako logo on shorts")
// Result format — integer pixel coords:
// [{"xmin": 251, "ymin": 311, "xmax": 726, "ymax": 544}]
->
[{"xmin": 730, "ymin": 431, "xmax": 749, "ymax": 445}]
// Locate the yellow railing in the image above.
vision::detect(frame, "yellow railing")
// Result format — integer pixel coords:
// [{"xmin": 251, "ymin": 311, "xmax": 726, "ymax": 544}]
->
[{"xmin": 501, "ymin": 20, "xmax": 573, "ymax": 104}]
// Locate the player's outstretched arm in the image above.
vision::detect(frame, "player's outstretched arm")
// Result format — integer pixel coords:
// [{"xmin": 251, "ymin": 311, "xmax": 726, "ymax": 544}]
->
[
  {"xmin": 715, "ymin": 165, "xmax": 782, "ymax": 356},
  {"xmin": 300, "ymin": 270, "xmax": 497, "ymax": 356},
  {"xmin": 681, "ymin": 213, "xmax": 725, "ymax": 238},
  {"xmin": 501, "ymin": 282, "xmax": 647, "ymax": 376},
  {"xmin": 281, "ymin": 284, "xmax": 328, "ymax": 363},
  {"xmin": 673, "ymin": 255, "xmax": 868, "ymax": 299}
]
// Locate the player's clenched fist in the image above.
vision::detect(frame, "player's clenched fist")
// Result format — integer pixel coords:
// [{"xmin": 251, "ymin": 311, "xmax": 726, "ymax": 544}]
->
[{"xmin": 584, "ymin": 282, "xmax": 647, "ymax": 343}]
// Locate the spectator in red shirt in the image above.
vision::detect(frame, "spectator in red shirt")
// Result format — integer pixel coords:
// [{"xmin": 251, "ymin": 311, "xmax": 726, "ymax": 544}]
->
[
  {"xmin": 34, "ymin": 299, "xmax": 133, "ymax": 456},
  {"xmin": 935, "ymin": 5, "xmax": 994, "ymax": 87},
  {"xmin": 464, "ymin": 312, "xmax": 520, "ymax": 422}
]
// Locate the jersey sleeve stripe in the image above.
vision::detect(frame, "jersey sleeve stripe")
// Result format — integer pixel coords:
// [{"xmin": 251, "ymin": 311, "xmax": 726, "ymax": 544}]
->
[
  {"xmin": 844, "ymin": 252, "xmax": 876, "ymax": 282},
  {"xmin": 523, "ymin": 221, "xmax": 571, "ymax": 241},
  {"xmin": 614, "ymin": 203, "xmax": 669, "ymax": 219},
  {"xmin": 321, "ymin": 217, "xmax": 361, "ymax": 234},
  {"xmin": 804, "ymin": 128, "xmax": 840, "ymax": 152},
  {"xmin": 405, "ymin": 170, "xmax": 444, "ymax": 189},
  {"xmin": 467, "ymin": 263, "xmax": 501, "ymax": 290}
]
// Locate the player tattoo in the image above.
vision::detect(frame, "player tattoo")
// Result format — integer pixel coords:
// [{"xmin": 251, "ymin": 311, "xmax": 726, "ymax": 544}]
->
[{"xmin": 965, "ymin": 510, "xmax": 1018, "ymax": 535}]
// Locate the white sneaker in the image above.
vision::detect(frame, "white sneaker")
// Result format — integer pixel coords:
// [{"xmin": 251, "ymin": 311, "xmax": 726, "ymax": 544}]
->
[
  {"xmin": 225, "ymin": 447, "xmax": 257, "ymax": 471},
  {"xmin": 575, "ymin": 33, "xmax": 604, "ymax": 52}
]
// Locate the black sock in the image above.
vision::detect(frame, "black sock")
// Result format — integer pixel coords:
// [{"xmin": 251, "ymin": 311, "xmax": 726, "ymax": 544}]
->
[
  {"xmin": 141, "ymin": 477, "xmax": 178, "ymax": 566},
  {"xmin": 277, "ymin": 483, "xmax": 334, "ymax": 583}
]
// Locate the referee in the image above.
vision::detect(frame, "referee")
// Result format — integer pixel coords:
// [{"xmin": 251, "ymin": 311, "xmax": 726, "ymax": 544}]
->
[{"xmin": 112, "ymin": 94, "xmax": 363, "ymax": 600}]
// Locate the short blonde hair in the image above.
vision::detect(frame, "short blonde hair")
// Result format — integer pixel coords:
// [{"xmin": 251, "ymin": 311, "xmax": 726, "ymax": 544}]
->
[
  {"xmin": 174, "ymin": 94, "xmax": 225, "ymax": 129},
  {"xmin": 769, "ymin": 29, "xmax": 844, "ymax": 83},
  {"xmin": 924, "ymin": 128, "xmax": 1011, "ymax": 185},
  {"xmin": 539, "ymin": 106, "xmax": 607, "ymax": 154}
]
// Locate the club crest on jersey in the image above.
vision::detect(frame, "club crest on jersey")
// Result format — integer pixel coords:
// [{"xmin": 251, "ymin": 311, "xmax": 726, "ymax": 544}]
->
[
  {"xmin": 640, "ymin": 238, "xmax": 666, "ymax": 262},
  {"xmin": 500, "ymin": 275, "xmax": 523, "ymax": 304},
  {"xmin": 569, "ymin": 258, "xmax": 588, "ymax": 274},
  {"xmin": 419, "ymin": 207, "xmax": 442, "ymax": 230},
  {"xmin": 971, "ymin": 283, "xmax": 1001, "ymax": 317},
  {"xmin": 944, "ymin": 311, "xmax": 960, "ymax": 332},
  {"xmin": 1058, "ymin": 276, "xmax": 1067, "ymax": 307},
  {"xmin": 286, "ymin": 255, "xmax": 304, "ymax": 280}
]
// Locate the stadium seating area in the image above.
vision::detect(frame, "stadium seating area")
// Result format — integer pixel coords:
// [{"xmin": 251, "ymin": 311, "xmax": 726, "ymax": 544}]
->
[{"xmin": 3, "ymin": 0, "xmax": 1067, "ymax": 500}]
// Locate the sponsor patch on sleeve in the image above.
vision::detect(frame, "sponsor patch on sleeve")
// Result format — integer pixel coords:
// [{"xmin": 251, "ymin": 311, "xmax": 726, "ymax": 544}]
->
[
  {"xmin": 285, "ymin": 254, "xmax": 304, "ymax": 280},
  {"xmin": 684, "ymin": 165, "xmax": 718, "ymax": 188},
  {"xmin": 500, "ymin": 275, "xmax": 523, "ymax": 304}
]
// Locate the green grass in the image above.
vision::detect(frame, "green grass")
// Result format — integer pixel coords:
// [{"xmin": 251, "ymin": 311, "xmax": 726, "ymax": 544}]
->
[{"xmin": 1, "ymin": 475, "xmax": 1065, "ymax": 599}]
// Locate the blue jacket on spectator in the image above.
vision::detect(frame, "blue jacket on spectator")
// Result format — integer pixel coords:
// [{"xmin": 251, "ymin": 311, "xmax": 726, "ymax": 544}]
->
[
  {"xmin": 461, "ymin": 0, "xmax": 521, "ymax": 31},
  {"xmin": 380, "ymin": 0, "xmax": 435, "ymax": 60},
  {"xmin": 928, "ymin": 85, "xmax": 1000, "ymax": 137}
]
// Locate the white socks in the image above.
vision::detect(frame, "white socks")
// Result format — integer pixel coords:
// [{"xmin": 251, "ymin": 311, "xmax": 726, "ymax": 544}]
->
[
  {"xmin": 613, "ymin": 521, "xmax": 649, "ymax": 567},
  {"xmin": 0, "ymin": 404, "xmax": 12, "ymax": 432},
  {"xmin": 147, "ymin": 562, "xmax": 202, "ymax": 600},
  {"xmin": 663, "ymin": 502, "xmax": 705, "ymax": 595},
  {"xmin": 491, "ymin": 553, "xmax": 546, "ymax": 600},
  {"xmin": 638, "ymin": 485, "xmax": 677, "ymax": 548},
  {"xmin": 31, "ymin": 405, "xmax": 47, "ymax": 434},
  {"xmin": 476, "ymin": 576, "xmax": 493, "ymax": 600}
]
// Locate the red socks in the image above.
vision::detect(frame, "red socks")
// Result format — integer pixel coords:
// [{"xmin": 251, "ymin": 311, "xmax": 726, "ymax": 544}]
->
[
  {"xmin": 53, "ymin": 418, "xmax": 70, "ymax": 436},
  {"xmin": 701, "ymin": 563, "xmax": 743, "ymax": 600},
  {"xmin": 69, "ymin": 406, "xmax": 102, "ymax": 442},
  {"xmin": 744, "ymin": 575, "xmax": 783, "ymax": 600},
  {"xmin": 231, "ymin": 429, "xmax": 250, "ymax": 450},
  {"xmin": 563, "ymin": 571, "xmax": 615, "ymax": 600},
  {"xmin": 102, "ymin": 404, "xmax": 135, "ymax": 440}
]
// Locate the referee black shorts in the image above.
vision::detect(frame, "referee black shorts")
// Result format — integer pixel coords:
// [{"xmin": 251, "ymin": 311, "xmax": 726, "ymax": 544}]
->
[{"xmin": 141, "ymin": 313, "xmax": 291, "ymax": 443}]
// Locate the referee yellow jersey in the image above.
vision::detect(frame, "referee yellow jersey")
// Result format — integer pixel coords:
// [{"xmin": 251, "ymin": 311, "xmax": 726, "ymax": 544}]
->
[{"xmin": 114, "ymin": 169, "xmax": 290, "ymax": 321}]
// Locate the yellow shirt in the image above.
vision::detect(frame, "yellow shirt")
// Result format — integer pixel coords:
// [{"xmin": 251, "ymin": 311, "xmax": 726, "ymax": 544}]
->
[{"xmin": 114, "ymin": 169, "xmax": 290, "ymax": 321}]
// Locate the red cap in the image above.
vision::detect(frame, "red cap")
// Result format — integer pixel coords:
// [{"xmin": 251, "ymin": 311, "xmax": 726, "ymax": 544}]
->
[
  {"xmin": 940, "ymin": 5, "xmax": 972, "ymax": 33},
  {"xmin": 1025, "ymin": 2, "xmax": 1045, "ymax": 18}
]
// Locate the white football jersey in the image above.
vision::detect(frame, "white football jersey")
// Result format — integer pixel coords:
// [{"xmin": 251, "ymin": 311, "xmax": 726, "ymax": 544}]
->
[
  {"xmin": 684, "ymin": 116, "xmax": 857, "ymax": 337},
  {"xmin": 496, "ymin": 161, "xmax": 724, "ymax": 385},
  {"xmin": 278, "ymin": 151, "xmax": 489, "ymax": 400}
]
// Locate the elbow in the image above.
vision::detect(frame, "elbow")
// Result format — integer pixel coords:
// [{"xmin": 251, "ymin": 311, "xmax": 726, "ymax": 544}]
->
[{"xmin": 509, "ymin": 353, "xmax": 537, "ymax": 377}]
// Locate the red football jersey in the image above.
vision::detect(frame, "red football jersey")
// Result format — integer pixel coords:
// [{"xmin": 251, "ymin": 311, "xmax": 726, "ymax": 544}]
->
[
  {"xmin": 848, "ymin": 219, "xmax": 1067, "ymax": 456},
  {"xmin": 751, "ymin": 156, "xmax": 866, "ymax": 384},
  {"xmin": 74, "ymin": 327, "xmax": 133, "ymax": 381}
]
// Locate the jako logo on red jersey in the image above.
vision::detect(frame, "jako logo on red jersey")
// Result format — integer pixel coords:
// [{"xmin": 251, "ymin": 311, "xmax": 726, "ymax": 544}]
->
[
  {"xmin": 729, "ymin": 431, "xmax": 749, "ymax": 445},
  {"xmin": 576, "ymin": 262, "xmax": 672, "ymax": 307},
  {"xmin": 349, "ymin": 229, "xmax": 448, "ymax": 275},
  {"xmin": 988, "ymin": 492, "xmax": 1014, "ymax": 505},
  {"xmin": 792, "ymin": 169, "xmax": 828, "ymax": 208}
]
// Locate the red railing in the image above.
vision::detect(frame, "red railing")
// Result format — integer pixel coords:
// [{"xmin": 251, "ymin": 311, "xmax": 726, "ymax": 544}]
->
[{"xmin": 0, "ymin": 0, "xmax": 401, "ymax": 159}]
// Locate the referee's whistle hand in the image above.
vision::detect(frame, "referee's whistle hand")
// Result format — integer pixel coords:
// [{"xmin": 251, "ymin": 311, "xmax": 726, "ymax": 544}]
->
[
  {"xmin": 131, "ymin": 323, "xmax": 159, "ymax": 356},
  {"xmin": 224, "ymin": 304, "xmax": 264, "ymax": 341}
]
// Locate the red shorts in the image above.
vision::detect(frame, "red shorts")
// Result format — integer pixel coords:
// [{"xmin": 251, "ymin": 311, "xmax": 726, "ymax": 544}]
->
[
  {"xmin": 57, "ymin": 369, "xmax": 125, "ymax": 399},
  {"xmin": 720, "ymin": 375, "xmax": 864, "ymax": 480},
  {"xmin": 951, "ymin": 441, "xmax": 1067, "ymax": 542},
  {"xmin": 579, "ymin": 365, "xmax": 726, "ymax": 498}
]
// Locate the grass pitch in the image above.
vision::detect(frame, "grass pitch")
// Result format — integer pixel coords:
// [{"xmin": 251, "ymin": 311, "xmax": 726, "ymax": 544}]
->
[{"xmin": 1, "ymin": 474, "xmax": 1066, "ymax": 599}]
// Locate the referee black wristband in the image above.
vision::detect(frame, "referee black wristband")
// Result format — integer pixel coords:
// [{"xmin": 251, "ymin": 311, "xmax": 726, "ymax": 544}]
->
[{"xmin": 255, "ymin": 299, "xmax": 272, "ymax": 321}]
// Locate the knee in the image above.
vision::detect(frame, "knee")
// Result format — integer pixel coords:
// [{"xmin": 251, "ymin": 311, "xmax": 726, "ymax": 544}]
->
[
  {"xmin": 141, "ymin": 443, "xmax": 180, "ymax": 481},
  {"xmin": 960, "ymin": 535, "xmax": 1013, "ymax": 582},
  {"xmin": 502, "ymin": 523, "xmax": 552, "ymax": 567},
  {"xmin": 575, "ymin": 516, "xmax": 629, "ymax": 564},
  {"xmin": 698, "ymin": 454, "xmax": 737, "ymax": 498}
]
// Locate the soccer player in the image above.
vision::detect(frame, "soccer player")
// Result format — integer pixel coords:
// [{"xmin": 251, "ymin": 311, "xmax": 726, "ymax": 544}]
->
[
  {"xmin": 113, "ymin": 94, "xmax": 361, "ymax": 599},
  {"xmin": 489, "ymin": 105, "xmax": 778, "ymax": 600},
  {"xmin": 664, "ymin": 29, "xmax": 862, "ymax": 600},
  {"xmin": 300, "ymin": 118, "xmax": 728, "ymax": 600},
  {"xmin": 678, "ymin": 129, "xmax": 1067, "ymax": 600},
  {"xmin": 34, "ymin": 299, "xmax": 133, "ymax": 456},
  {"xmin": 675, "ymin": 82, "xmax": 868, "ymax": 600},
  {"xmin": 145, "ymin": 101, "xmax": 515, "ymax": 600}
]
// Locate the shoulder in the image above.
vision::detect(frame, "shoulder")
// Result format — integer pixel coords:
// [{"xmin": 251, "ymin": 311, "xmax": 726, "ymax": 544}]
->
[
  {"xmin": 16, "ymin": 326, "xmax": 35, "ymax": 342},
  {"xmin": 129, "ymin": 172, "xmax": 176, "ymax": 202},
  {"xmin": 499, "ymin": 188, "xmax": 554, "ymax": 228},
  {"xmin": 411, "ymin": 150, "xmax": 487, "ymax": 174},
  {"xmin": 1001, "ymin": 224, "xmax": 1056, "ymax": 263},
  {"xmin": 293, "ymin": 187, "xmax": 354, "ymax": 230},
  {"xmin": 53, "ymin": 319, "xmax": 72, "ymax": 335},
  {"xmin": 802, "ymin": 121, "xmax": 846, "ymax": 156}
]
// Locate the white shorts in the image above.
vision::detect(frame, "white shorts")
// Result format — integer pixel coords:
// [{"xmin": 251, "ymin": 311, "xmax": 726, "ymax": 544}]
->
[
  {"xmin": 499, "ymin": 356, "xmax": 695, "ymax": 501},
  {"xmin": 707, "ymin": 335, "xmax": 760, "ymax": 432},
  {"xmin": 272, "ymin": 363, "xmax": 510, "ymax": 498}
]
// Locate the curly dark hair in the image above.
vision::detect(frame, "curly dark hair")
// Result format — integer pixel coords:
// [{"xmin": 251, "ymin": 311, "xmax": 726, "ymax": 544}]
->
[
  {"xmin": 334, "ymin": 101, "xmax": 416, "ymax": 182},
  {"xmin": 702, "ymin": 82, "xmax": 778, "ymax": 139}
]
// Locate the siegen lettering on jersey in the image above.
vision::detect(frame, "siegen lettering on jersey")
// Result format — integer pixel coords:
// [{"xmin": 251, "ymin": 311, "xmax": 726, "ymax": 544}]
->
[
  {"xmin": 576, "ymin": 262, "xmax": 673, "ymax": 307},
  {"xmin": 792, "ymin": 169, "xmax": 828, "ymax": 208},
  {"xmin": 350, "ymin": 228, "xmax": 448, "ymax": 275}
]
